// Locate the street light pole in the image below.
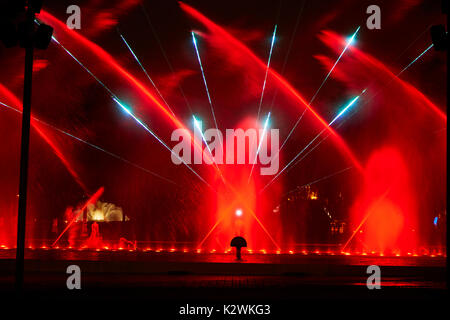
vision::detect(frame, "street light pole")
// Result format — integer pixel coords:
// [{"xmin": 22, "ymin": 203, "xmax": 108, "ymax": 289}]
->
[
  {"xmin": 15, "ymin": 5, "xmax": 35, "ymax": 293},
  {"xmin": 1, "ymin": 0, "xmax": 53, "ymax": 293}
]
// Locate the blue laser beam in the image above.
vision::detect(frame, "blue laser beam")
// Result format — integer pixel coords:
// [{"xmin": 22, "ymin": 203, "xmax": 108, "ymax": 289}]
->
[
  {"xmin": 191, "ymin": 31, "xmax": 220, "ymax": 135},
  {"xmin": 51, "ymin": 36, "xmax": 115, "ymax": 97},
  {"xmin": 279, "ymin": 26, "xmax": 360, "ymax": 152},
  {"xmin": 262, "ymin": 129, "xmax": 325, "ymax": 192},
  {"xmin": 300, "ymin": 166, "xmax": 353, "ymax": 188},
  {"xmin": 256, "ymin": 25, "xmax": 277, "ymax": 121},
  {"xmin": 112, "ymin": 97, "xmax": 211, "ymax": 188},
  {"xmin": 310, "ymin": 26, "xmax": 361, "ymax": 104},
  {"xmin": 396, "ymin": 43, "xmax": 434, "ymax": 76},
  {"xmin": 49, "ymin": 34, "xmax": 211, "ymax": 188},
  {"xmin": 118, "ymin": 30, "xmax": 175, "ymax": 116},
  {"xmin": 248, "ymin": 112, "xmax": 271, "ymax": 183},
  {"xmin": 0, "ymin": 100, "xmax": 176, "ymax": 185},
  {"xmin": 328, "ymin": 92, "xmax": 363, "ymax": 126},
  {"xmin": 262, "ymin": 90, "xmax": 365, "ymax": 192},
  {"xmin": 286, "ymin": 133, "xmax": 330, "ymax": 174},
  {"xmin": 279, "ymin": 111, "xmax": 305, "ymax": 151},
  {"xmin": 283, "ymin": 166, "xmax": 353, "ymax": 197},
  {"xmin": 287, "ymin": 95, "xmax": 365, "ymax": 174},
  {"xmin": 193, "ymin": 115, "xmax": 214, "ymax": 160},
  {"xmin": 192, "ymin": 115, "xmax": 226, "ymax": 182}
]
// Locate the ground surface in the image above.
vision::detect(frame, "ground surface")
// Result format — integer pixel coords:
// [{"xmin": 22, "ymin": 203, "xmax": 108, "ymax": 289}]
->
[{"xmin": 0, "ymin": 249, "xmax": 446, "ymax": 302}]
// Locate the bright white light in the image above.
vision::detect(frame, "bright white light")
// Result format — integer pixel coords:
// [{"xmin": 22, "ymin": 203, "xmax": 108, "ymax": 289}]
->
[
  {"xmin": 235, "ymin": 209, "xmax": 243, "ymax": 217},
  {"xmin": 346, "ymin": 36, "xmax": 356, "ymax": 46}
]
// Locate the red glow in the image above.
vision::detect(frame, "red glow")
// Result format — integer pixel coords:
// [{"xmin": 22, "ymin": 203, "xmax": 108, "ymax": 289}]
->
[
  {"xmin": 350, "ymin": 148, "xmax": 418, "ymax": 254},
  {"xmin": 201, "ymin": 137, "xmax": 281, "ymax": 252},
  {"xmin": 32, "ymin": 59, "xmax": 49, "ymax": 72}
]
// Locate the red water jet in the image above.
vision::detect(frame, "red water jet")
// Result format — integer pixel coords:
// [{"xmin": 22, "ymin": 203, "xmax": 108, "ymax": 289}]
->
[
  {"xmin": 52, "ymin": 186, "xmax": 104, "ymax": 247},
  {"xmin": 316, "ymin": 30, "xmax": 446, "ymax": 122},
  {"xmin": 349, "ymin": 148, "xmax": 417, "ymax": 254},
  {"xmin": 38, "ymin": 10, "xmax": 184, "ymax": 131},
  {"xmin": 0, "ymin": 83, "xmax": 88, "ymax": 192}
]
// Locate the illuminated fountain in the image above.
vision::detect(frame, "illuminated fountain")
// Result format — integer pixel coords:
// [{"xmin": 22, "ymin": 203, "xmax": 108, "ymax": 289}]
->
[{"xmin": 0, "ymin": 2, "xmax": 445, "ymax": 264}]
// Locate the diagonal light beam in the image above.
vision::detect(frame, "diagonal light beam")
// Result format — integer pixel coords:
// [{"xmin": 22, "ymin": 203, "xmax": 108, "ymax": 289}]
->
[
  {"xmin": 0, "ymin": 100, "xmax": 177, "ymax": 185},
  {"xmin": 396, "ymin": 43, "xmax": 434, "ymax": 76},
  {"xmin": 192, "ymin": 115, "xmax": 224, "ymax": 180},
  {"xmin": 279, "ymin": 26, "xmax": 360, "ymax": 152},
  {"xmin": 140, "ymin": 2, "xmax": 194, "ymax": 113},
  {"xmin": 256, "ymin": 25, "xmax": 277, "ymax": 121},
  {"xmin": 112, "ymin": 97, "xmax": 211, "ymax": 188},
  {"xmin": 179, "ymin": 3, "xmax": 364, "ymax": 173},
  {"xmin": 262, "ymin": 91, "xmax": 365, "ymax": 192},
  {"xmin": 191, "ymin": 31, "xmax": 220, "ymax": 137},
  {"xmin": 197, "ymin": 199, "xmax": 239, "ymax": 249},
  {"xmin": 311, "ymin": 26, "xmax": 360, "ymax": 104},
  {"xmin": 341, "ymin": 188, "xmax": 391, "ymax": 252},
  {"xmin": 283, "ymin": 166, "xmax": 353, "ymax": 197},
  {"xmin": 50, "ymin": 35, "xmax": 211, "ymax": 188},
  {"xmin": 117, "ymin": 29, "xmax": 176, "ymax": 116},
  {"xmin": 52, "ymin": 187, "xmax": 104, "ymax": 247},
  {"xmin": 0, "ymin": 84, "xmax": 88, "ymax": 193},
  {"xmin": 248, "ymin": 112, "xmax": 271, "ymax": 183}
]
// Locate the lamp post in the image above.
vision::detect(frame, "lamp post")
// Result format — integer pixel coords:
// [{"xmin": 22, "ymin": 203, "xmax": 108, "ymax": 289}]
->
[
  {"xmin": 0, "ymin": 0, "xmax": 53, "ymax": 292},
  {"xmin": 15, "ymin": 4, "xmax": 35, "ymax": 293}
]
